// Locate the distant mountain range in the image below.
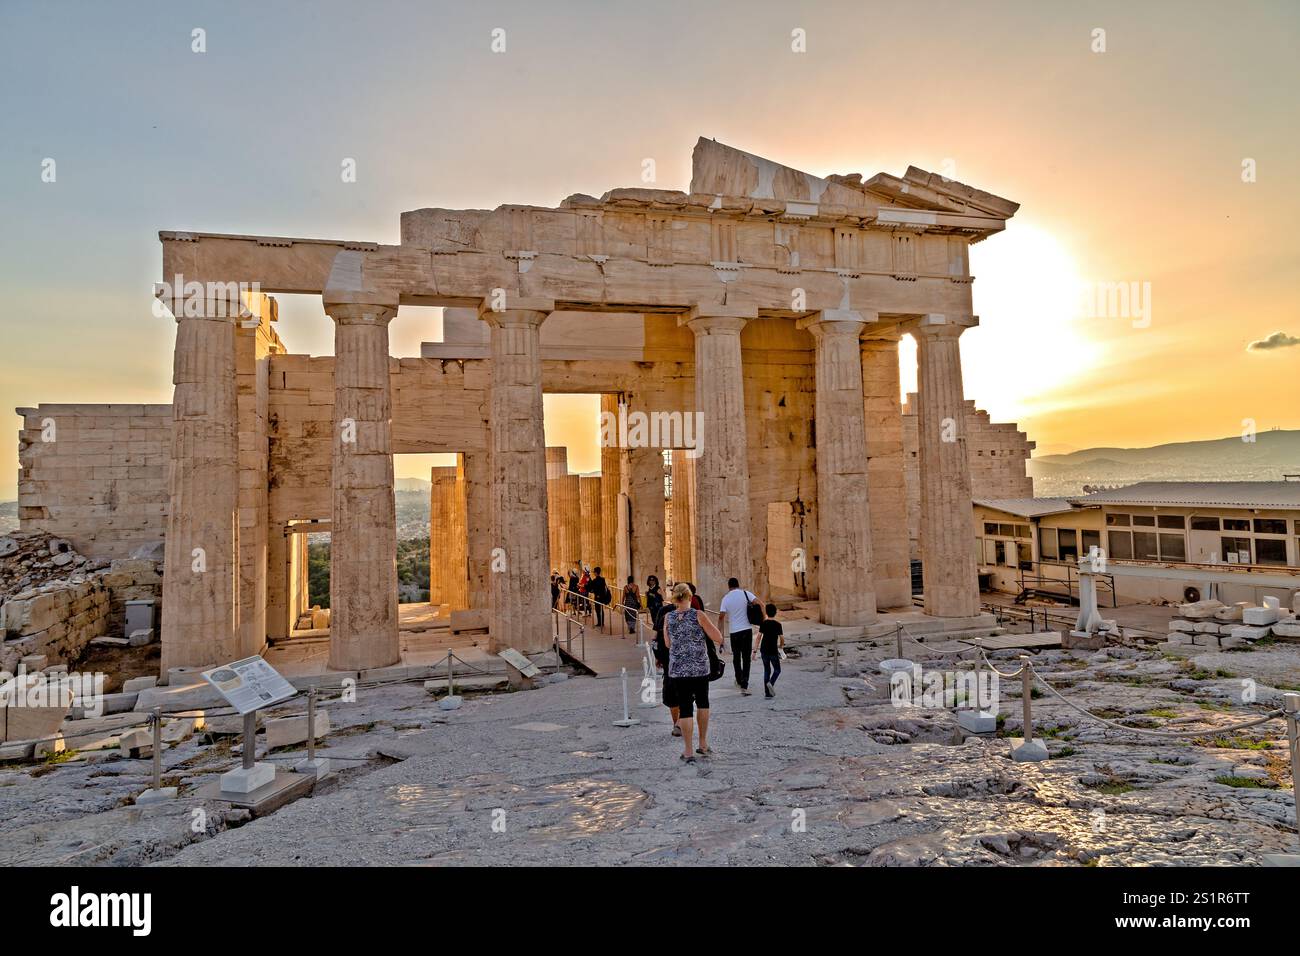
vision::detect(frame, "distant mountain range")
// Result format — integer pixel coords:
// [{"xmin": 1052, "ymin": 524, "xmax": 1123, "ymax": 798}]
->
[
  {"xmin": 1029, "ymin": 428, "xmax": 1300, "ymax": 496},
  {"xmin": 396, "ymin": 477, "xmax": 432, "ymax": 492}
]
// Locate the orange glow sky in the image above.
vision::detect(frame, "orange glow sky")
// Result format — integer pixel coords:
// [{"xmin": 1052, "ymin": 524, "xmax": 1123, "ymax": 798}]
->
[{"xmin": 2, "ymin": 0, "xmax": 1297, "ymax": 496}]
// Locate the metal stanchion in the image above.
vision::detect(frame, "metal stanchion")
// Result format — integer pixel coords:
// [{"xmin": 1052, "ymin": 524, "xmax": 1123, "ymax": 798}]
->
[
  {"xmin": 613, "ymin": 667, "xmax": 640, "ymax": 727},
  {"xmin": 295, "ymin": 685, "xmax": 330, "ymax": 778},
  {"xmin": 150, "ymin": 707, "xmax": 162, "ymax": 791},
  {"xmin": 1021, "ymin": 655, "xmax": 1033, "ymax": 744},
  {"xmin": 1286, "ymin": 694, "xmax": 1300, "ymax": 843},
  {"xmin": 895, "ymin": 625, "xmax": 903, "ymax": 660},
  {"xmin": 439, "ymin": 650, "xmax": 462, "ymax": 711}
]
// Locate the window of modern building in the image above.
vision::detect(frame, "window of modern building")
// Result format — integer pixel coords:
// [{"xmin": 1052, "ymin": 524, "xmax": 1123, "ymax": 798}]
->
[
  {"xmin": 1108, "ymin": 530, "xmax": 1134, "ymax": 559},
  {"xmin": 1082, "ymin": 529, "xmax": 1101, "ymax": 555},
  {"xmin": 1157, "ymin": 514, "xmax": 1185, "ymax": 529},
  {"xmin": 1159, "ymin": 533, "xmax": 1186, "ymax": 561},
  {"xmin": 1221, "ymin": 536, "xmax": 1251, "ymax": 562},
  {"xmin": 1106, "ymin": 513, "xmax": 1130, "ymax": 526},
  {"xmin": 1132, "ymin": 531, "xmax": 1159, "ymax": 560},
  {"xmin": 1253, "ymin": 518, "xmax": 1287, "ymax": 535},
  {"xmin": 1059, "ymin": 528, "xmax": 1079, "ymax": 560},
  {"xmin": 1255, "ymin": 538, "xmax": 1288, "ymax": 566},
  {"xmin": 1190, "ymin": 516, "xmax": 1220, "ymax": 531},
  {"xmin": 1224, "ymin": 518, "xmax": 1249, "ymax": 532},
  {"xmin": 1132, "ymin": 514, "xmax": 1156, "ymax": 527},
  {"xmin": 1039, "ymin": 527, "xmax": 1059, "ymax": 560}
]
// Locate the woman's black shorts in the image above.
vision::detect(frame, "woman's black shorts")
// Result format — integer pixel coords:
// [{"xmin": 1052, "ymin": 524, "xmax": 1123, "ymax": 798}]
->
[{"xmin": 673, "ymin": 676, "xmax": 710, "ymax": 718}]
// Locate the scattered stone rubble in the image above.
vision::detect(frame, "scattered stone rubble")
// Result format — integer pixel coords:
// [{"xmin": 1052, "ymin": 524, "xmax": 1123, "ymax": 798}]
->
[
  {"xmin": 1, "ymin": 532, "xmax": 163, "ymax": 673},
  {"xmin": 1165, "ymin": 596, "xmax": 1300, "ymax": 650}
]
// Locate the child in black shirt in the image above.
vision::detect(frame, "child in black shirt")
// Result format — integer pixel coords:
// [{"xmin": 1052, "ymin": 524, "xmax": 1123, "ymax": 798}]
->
[{"xmin": 758, "ymin": 603, "xmax": 783, "ymax": 698}]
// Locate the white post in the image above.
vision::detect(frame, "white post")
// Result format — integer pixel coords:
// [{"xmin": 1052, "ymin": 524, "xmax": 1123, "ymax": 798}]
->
[{"xmin": 613, "ymin": 666, "xmax": 640, "ymax": 727}]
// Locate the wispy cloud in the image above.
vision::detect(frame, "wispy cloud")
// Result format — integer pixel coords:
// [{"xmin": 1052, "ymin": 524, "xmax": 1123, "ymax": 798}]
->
[{"xmin": 1247, "ymin": 331, "xmax": 1300, "ymax": 352}]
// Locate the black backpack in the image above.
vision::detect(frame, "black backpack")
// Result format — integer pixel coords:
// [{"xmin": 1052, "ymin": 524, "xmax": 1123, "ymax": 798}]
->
[{"xmin": 745, "ymin": 592, "xmax": 764, "ymax": 626}]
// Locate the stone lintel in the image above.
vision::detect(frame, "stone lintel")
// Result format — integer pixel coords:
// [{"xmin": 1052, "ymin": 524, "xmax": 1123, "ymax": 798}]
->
[
  {"xmin": 477, "ymin": 296, "xmax": 556, "ymax": 320},
  {"xmin": 796, "ymin": 309, "xmax": 880, "ymax": 334},
  {"xmin": 906, "ymin": 312, "xmax": 979, "ymax": 335}
]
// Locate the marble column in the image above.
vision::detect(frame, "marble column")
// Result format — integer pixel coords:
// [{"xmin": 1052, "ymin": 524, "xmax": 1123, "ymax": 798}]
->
[
  {"xmin": 461, "ymin": 451, "xmax": 491, "ymax": 610},
  {"xmin": 234, "ymin": 307, "xmax": 277, "ymax": 658},
  {"xmin": 556, "ymin": 473, "xmax": 583, "ymax": 569},
  {"xmin": 684, "ymin": 307, "xmax": 754, "ymax": 610},
  {"xmin": 627, "ymin": 446, "xmax": 666, "ymax": 588},
  {"xmin": 326, "ymin": 301, "xmax": 400, "ymax": 671},
  {"xmin": 913, "ymin": 315, "xmax": 980, "ymax": 617},
  {"xmin": 803, "ymin": 312, "xmax": 878, "ymax": 626},
  {"xmin": 429, "ymin": 464, "xmax": 467, "ymax": 609},
  {"xmin": 483, "ymin": 301, "xmax": 552, "ymax": 653},
  {"xmin": 160, "ymin": 294, "xmax": 240, "ymax": 671},
  {"xmin": 669, "ymin": 450, "xmax": 695, "ymax": 583},
  {"xmin": 860, "ymin": 331, "xmax": 913, "ymax": 609},
  {"xmin": 580, "ymin": 476, "xmax": 603, "ymax": 572},
  {"xmin": 599, "ymin": 393, "xmax": 621, "ymax": 575}
]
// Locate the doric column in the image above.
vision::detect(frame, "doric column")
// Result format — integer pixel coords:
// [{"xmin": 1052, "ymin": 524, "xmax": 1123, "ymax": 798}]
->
[
  {"xmin": 580, "ymin": 476, "xmax": 603, "ymax": 572},
  {"xmin": 801, "ymin": 312, "xmax": 878, "ymax": 626},
  {"xmin": 556, "ymin": 473, "xmax": 582, "ymax": 569},
  {"xmin": 461, "ymin": 451, "xmax": 491, "ymax": 609},
  {"xmin": 234, "ymin": 301, "xmax": 279, "ymax": 657},
  {"xmin": 599, "ymin": 393, "xmax": 621, "ymax": 575},
  {"xmin": 683, "ymin": 306, "xmax": 755, "ymax": 610},
  {"xmin": 669, "ymin": 450, "xmax": 695, "ymax": 582},
  {"xmin": 429, "ymin": 464, "xmax": 467, "ymax": 609},
  {"xmin": 627, "ymin": 445, "xmax": 666, "ymax": 588},
  {"xmin": 861, "ymin": 330, "xmax": 913, "ymax": 609},
  {"xmin": 326, "ymin": 300, "xmax": 400, "ymax": 671},
  {"xmin": 160, "ymin": 293, "xmax": 240, "ymax": 671},
  {"xmin": 912, "ymin": 315, "xmax": 980, "ymax": 617},
  {"xmin": 483, "ymin": 300, "xmax": 552, "ymax": 653}
]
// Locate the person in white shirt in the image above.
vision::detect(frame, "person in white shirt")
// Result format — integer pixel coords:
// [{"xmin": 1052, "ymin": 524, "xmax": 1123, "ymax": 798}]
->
[{"xmin": 718, "ymin": 577, "xmax": 759, "ymax": 695}]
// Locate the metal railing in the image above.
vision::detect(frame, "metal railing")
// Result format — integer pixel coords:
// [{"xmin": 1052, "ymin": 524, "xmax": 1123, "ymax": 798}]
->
[{"xmin": 1015, "ymin": 559, "xmax": 1117, "ymax": 607}]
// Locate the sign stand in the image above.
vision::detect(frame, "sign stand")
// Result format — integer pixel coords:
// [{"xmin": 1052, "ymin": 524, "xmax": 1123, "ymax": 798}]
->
[{"xmin": 193, "ymin": 655, "xmax": 315, "ymax": 813}]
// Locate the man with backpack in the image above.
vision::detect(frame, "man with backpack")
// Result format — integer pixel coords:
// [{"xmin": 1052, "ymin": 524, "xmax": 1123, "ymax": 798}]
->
[{"xmin": 718, "ymin": 577, "xmax": 762, "ymax": 696}]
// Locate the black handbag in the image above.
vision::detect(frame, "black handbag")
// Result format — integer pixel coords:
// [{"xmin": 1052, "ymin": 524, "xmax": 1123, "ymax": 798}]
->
[{"xmin": 704, "ymin": 631, "xmax": 726, "ymax": 682}]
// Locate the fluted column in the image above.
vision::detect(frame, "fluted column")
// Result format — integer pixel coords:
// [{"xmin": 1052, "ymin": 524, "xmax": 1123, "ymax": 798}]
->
[
  {"xmin": 580, "ymin": 476, "xmax": 603, "ymax": 571},
  {"xmin": 684, "ymin": 307, "xmax": 754, "ymax": 610},
  {"xmin": 861, "ymin": 331, "xmax": 913, "ymax": 609},
  {"xmin": 429, "ymin": 465, "xmax": 467, "ymax": 609},
  {"xmin": 483, "ymin": 301, "xmax": 552, "ymax": 653},
  {"xmin": 160, "ymin": 294, "xmax": 240, "ymax": 670},
  {"xmin": 461, "ymin": 451, "xmax": 491, "ymax": 610},
  {"xmin": 670, "ymin": 450, "xmax": 695, "ymax": 582},
  {"xmin": 803, "ymin": 312, "xmax": 877, "ymax": 626},
  {"xmin": 326, "ymin": 301, "xmax": 400, "ymax": 670},
  {"xmin": 599, "ymin": 394, "xmax": 621, "ymax": 575},
  {"xmin": 913, "ymin": 315, "xmax": 980, "ymax": 617},
  {"xmin": 627, "ymin": 445, "xmax": 666, "ymax": 587}
]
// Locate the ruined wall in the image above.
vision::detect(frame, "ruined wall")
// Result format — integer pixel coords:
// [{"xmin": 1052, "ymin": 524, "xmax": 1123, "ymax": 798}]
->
[
  {"xmin": 16, "ymin": 404, "xmax": 171, "ymax": 559},
  {"xmin": 902, "ymin": 395, "xmax": 1034, "ymax": 558}
]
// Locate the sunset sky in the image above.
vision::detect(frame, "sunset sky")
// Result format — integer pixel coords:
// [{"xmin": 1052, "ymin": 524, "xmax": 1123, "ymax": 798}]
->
[{"xmin": 1, "ymin": 0, "xmax": 1297, "ymax": 498}]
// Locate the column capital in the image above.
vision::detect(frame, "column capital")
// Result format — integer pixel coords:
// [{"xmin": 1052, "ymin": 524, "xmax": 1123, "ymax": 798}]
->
[
  {"xmin": 905, "ymin": 313, "xmax": 979, "ymax": 338},
  {"xmin": 324, "ymin": 301, "xmax": 398, "ymax": 326},
  {"xmin": 681, "ymin": 303, "xmax": 755, "ymax": 335},
  {"xmin": 797, "ymin": 309, "xmax": 879, "ymax": 339},
  {"xmin": 478, "ymin": 295, "xmax": 555, "ymax": 323}
]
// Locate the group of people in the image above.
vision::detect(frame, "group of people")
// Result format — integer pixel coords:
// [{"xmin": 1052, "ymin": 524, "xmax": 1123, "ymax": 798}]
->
[
  {"xmin": 650, "ymin": 577, "xmax": 785, "ymax": 764},
  {"xmin": 550, "ymin": 565, "xmax": 667, "ymax": 632},
  {"xmin": 549, "ymin": 565, "xmax": 787, "ymax": 764}
]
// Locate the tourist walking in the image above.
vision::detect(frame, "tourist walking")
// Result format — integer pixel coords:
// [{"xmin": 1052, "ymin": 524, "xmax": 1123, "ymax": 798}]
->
[
  {"xmin": 622, "ymin": 576, "xmax": 641, "ymax": 633},
  {"xmin": 645, "ymin": 574, "xmax": 664, "ymax": 622},
  {"xmin": 663, "ymin": 582, "xmax": 723, "ymax": 762},
  {"xmin": 719, "ymin": 577, "xmax": 761, "ymax": 695},
  {"xmin": 758, "ymin": 602, "xmax": 783, "ymax": 698},
  {"xmin": 589, "ymin": 565, "xmax": 607, "ymax": 628},
  {"xmin": 550, "ymin": 570, "xmax": 561, "ymax": 609},
  {"xmin": 567, "ymin": 567, "xmax": 580, "ymax": 613}
]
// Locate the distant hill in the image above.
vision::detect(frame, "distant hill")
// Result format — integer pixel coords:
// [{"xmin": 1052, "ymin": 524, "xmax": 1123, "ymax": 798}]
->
[
  {"xmin": 1029, "ymin": 429, "xmax": 1300, "ymax": 496},
  {"xmin": 396, "ymin": 477, "xmax": 431, "ymax": 492},
  {"xmin": 0, "ymin": 500, "xmax": 16, "ymax": 536}
]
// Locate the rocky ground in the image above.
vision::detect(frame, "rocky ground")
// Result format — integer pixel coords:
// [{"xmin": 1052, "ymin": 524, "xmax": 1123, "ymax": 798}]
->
[{"xmin": 1, "ymin": 631, "xmax": 1296, "ymax": 866}]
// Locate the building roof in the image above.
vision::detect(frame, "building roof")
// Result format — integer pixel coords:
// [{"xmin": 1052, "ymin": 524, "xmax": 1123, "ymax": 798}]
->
[
  {"xmin": 1069, "ymin": 481, "xmax": 1300, "ymax": 510},
  {"xmin": 974, "ymin": 497, "xmax": 1081, "ymax": 518}
]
